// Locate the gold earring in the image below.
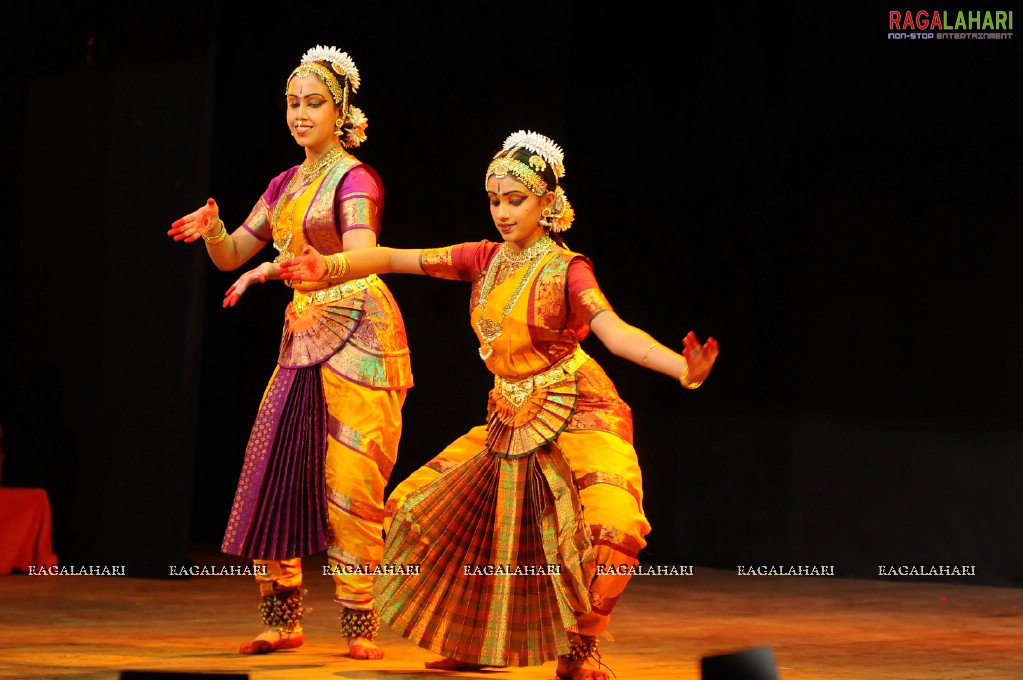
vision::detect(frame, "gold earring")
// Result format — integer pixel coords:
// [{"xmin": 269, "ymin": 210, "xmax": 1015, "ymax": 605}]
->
[{"xmin": 539, "ymin": 207, "xmax": 552, "ymax": 228}]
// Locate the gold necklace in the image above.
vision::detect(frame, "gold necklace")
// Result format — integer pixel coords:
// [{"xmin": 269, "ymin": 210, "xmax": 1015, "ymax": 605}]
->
[
  {"xmin": 270, "ymin": 147, "xmax": 346, "ymax": 263},
  {"xmin": 476, "ymin": 235, "xmax": 554, "ymax": 310},
  {"xmin": 299, "ymin": 145, "xmax": 347, "ymax": 182},
  {"xmin": 271, "ymin": 173, "xmax": 300, "ymax": 263},
  {"xmin": 475, "ymin": 235, "xmax": 555, "ymax": 360}
]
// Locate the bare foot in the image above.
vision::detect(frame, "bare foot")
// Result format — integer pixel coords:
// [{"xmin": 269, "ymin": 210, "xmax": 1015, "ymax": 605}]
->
[
  {"xmin": 348, "ymin": 636, "xmax": 384, "ymax": 660},
  {"xmin": 424, "ymin": 656, "xmax": 486, "ymax": 671},
  {"xmin": 238, "ymin": 627, "xmax": 304, "ymax": 655},
  {"xmin": 556, "ymin": 655, "xmax": 610, "ymax": 680}
]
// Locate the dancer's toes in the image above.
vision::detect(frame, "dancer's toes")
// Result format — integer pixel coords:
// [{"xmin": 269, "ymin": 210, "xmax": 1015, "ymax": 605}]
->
[
  {"xmin": 348, "ymin": 636, "xmax": 384, "ymax": 660},
  {"xmin": 557, "ymin": 635, "xmax": 609, "ymax": 680},
  {"xmin": 556, "ymin": 657, "xmax": 610, "ymax": 680},
  {"xmin": 238, "ymin": 628, "xmax": 303, "ymax": 655}
]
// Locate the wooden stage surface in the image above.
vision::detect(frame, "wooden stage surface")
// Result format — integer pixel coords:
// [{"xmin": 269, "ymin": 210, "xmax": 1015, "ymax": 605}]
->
[{"xmin": 1, "ymin": 550, "xmax": 1021, "ymax": 680}]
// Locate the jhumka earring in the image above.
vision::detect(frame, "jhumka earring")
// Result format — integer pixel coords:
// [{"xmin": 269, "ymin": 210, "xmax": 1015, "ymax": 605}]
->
[{"xmin": 539, "ymin": 207, "xmax": 553, "ymax": 228}]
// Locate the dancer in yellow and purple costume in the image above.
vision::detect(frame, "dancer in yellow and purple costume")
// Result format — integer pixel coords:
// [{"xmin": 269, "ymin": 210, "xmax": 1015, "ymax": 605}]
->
[{"xmin": 169, "ymin": 45, "xmax": 411, "ymax": 660}]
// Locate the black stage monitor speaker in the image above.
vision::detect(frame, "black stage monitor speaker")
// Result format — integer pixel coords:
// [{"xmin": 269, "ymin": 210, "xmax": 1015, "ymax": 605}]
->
[{"xmin": 701, "ymin": 645, "xmax": 779, "ymax": 680}]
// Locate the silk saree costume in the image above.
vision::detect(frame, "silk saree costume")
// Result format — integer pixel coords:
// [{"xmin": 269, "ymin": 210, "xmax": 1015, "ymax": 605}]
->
[
  {"xmin": 374, "ymin": 240, "xmax": 650, "ymax": 667},
  {"xmin": 221, "ymin": 154, "xmax": 412, "ymax": 612}
]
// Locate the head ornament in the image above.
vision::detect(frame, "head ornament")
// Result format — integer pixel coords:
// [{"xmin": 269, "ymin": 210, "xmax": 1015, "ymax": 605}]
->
[
  {"xmin": 299, "ymin": 45, "xmax": 361, "ymax": 92},
  {"xmin": 487, "ymin": 130, "xmax": 574, "ymax": 233},
  {"xmin": 501, "ymin": 130, "xmax": 565, "ymax": 179},
  {"xmin": 287, "ymin": 45, "xmax": 368, "ymax": 148}
]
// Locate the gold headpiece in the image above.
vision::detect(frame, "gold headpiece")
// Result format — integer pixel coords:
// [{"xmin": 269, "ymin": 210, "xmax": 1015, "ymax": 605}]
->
[
  {"xmin": 286, "ymin": 45, "xmax": 368, "ymax": 148},
  {"xmin": 487, "ymin": 157, "xmax": 549, "ymax": 195},
  {"xmin": 486, "ymin": 130, "xmax": 574, "ymax": 232}
]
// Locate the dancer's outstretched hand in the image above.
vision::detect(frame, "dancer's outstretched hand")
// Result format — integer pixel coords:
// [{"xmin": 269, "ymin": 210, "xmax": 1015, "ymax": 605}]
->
[
  {"xmin": 169, "ymin": 198, "xmax": 221, "ymax": 243},
  {"xmin": 223, "ymin": 262, "xmax": 278, "ymax": 308},
  {"xmin": 682, "ymin": 331, "xmax": 719, "ymax": 384}
]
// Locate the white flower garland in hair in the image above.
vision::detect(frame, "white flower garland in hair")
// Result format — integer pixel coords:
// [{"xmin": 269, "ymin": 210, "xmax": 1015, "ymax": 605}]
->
[
  {"xmin": 502, "ymin": 130, "xmax": 566, "ymax": 178},
  {"xmin": 301, "ymin": 44, "xmax": 361, "ymax": 92}
]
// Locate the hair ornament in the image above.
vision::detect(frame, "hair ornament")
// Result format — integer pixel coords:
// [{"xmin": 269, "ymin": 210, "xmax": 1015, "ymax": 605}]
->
[
  {"xmin": 290, "ymin": 45, "xmax": 368, "ymax": 147},
  {"xmin": 343, "ymin": 106, "xmax": 368, "ymax": 148},
  {"xmin": 300, "ymin": 45, "xmax": 361, "ymax": 92},
  {"xmin": 487, "ymin": 129, "xmax": 574, "ymax": 231},
  {"xmin": 544, "ymin": 186, "xmax": 575, "ymax": 233},
  {"xmin": 502, "ymin": 130, "xmax": 565, "ymax": 179}
]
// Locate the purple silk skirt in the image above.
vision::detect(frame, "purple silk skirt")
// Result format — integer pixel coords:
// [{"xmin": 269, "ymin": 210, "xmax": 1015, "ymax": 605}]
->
[{"xmin": 220, "ymin": 366, "xmax": 329, "ymax": 560}]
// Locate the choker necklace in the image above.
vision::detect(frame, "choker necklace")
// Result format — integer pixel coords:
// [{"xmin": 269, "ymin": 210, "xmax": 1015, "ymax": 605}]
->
[
  {"xmin": 475, "ymin": 234, "xmax": 555, "ymax": 360},
  {"xmin": 299, "ymin": 145, "xmax": 347, "ymax": 182},
  {"xmin": 499, "ymin": 234, "xmax": 555, "ymax": 267}
]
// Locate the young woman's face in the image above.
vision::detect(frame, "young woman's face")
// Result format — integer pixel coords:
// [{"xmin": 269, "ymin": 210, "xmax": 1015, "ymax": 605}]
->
[
  {"xmin": 486, "ymin": 174, "xmax": 552, "ymax": 248},
  {"xmin": 286, "ymin": 74, "xmax": 340, "ymax": 152}
]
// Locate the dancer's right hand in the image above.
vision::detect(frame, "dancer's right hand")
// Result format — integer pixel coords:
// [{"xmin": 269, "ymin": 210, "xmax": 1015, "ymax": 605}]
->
[
  {"xmin": 223, "ymin": 262, "xmax": 278, "ymax": 308},
  {"xmin": 168, "ymin": 198, "xmax": 221, "ymax": 243}
]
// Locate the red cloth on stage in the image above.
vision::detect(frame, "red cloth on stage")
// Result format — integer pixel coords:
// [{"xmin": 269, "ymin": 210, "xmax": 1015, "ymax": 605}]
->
[{"xmin": 0, "ymin": 487, "xmax": 58, "ymax": 575}]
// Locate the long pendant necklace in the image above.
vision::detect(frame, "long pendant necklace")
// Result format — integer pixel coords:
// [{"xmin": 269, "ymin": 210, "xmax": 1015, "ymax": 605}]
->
[
  {"xmin": 271, "ymin": 146, "xmax": 348, "ymax": 263},
  {"xmin": 271, "ymin": 173, "xmax": 300, "ymax": 263},
  {"xmin": 475, "ymin": 235, "xmax": 554, "ymax": 360}
]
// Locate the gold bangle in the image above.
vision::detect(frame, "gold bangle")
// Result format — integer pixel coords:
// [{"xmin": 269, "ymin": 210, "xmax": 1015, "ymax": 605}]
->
[
  {"xmin": 202, "ymin": 219, "xmax": 228, "ymax": 245},
  {"xmin": 642, "ymin": 342, "xmax": 658, "ymax": 363},
  {"xmin": 334, "ymin": 253, "xmax": 351, "ymax": 278},
  {"xmin": 679, "ymin": 358, "xmax": 702, "ymax": 390},
  {"xmin": 323, "ymin": 253, "xmax": 352, "ymax": 280},
  {"xmin": 325, "ymin": 254, "xmax": 339, "ymax": 279}
]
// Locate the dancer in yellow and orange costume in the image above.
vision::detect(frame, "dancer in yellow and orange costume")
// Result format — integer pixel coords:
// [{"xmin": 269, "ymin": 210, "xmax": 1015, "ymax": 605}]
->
[
  {"xmin": 168, "ymin": 45, "xmax": 411, "ymax": 660},
  {"xmin": 277, "ymin": 130, "xmax": 719, "ymax": 680}
]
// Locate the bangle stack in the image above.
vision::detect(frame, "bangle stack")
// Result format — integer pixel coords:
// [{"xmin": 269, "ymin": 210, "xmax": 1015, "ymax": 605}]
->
[
  {"xmin": 323, "ymin": 252, "xmax": 352, "ymax": 280},
  {"xmin": 679, "ymin": 358, "xmax": 703, "ymax": 390},
  {"xmin": 202, "ymin": 219, "xmax": 228, "ymax": 245}
]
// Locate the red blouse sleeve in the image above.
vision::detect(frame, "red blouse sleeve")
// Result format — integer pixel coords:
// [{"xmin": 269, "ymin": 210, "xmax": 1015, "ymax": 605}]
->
[{"xmin": 567, "ymin": 255, "xmax": 614, "ymax": 327}]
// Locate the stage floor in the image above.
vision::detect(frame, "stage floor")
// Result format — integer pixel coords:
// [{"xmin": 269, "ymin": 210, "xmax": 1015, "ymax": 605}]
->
[{"xmin": 1, "ymin": 550, "xmax": 1021, "ymax": 679}]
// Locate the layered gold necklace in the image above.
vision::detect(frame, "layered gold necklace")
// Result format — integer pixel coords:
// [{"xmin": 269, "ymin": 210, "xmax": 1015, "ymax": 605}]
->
[
  {"xmin": 272, "ymin": 146, "xmax": 348, "ymax": 263},
  {"xmin": 475, "ymin": 234, "xmax": 555, "ymax": 360},
  {"xmin": 299, "ymin": 145, "xmax": 347, "ymax": 182}
]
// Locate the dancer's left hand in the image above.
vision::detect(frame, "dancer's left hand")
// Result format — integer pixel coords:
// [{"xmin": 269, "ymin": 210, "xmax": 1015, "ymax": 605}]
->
[{"xmin": 278, "ymin": 244, "xmax": 328, "ymax": 281}]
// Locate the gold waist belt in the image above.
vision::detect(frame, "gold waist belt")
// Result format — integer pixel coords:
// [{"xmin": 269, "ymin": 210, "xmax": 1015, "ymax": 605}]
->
[
  {"xmin": 292, "ymin": 275, "xmax": 376, "ymax": 315},
  {"xmin": 494, "ymin": 346, "xmax": 589, "ymax": 407}
]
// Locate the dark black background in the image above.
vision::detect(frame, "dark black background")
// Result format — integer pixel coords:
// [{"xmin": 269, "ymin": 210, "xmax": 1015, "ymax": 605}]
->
[{"xmin": 2, "ymin": 1, "xmax": 1020, "ymax": 584}]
